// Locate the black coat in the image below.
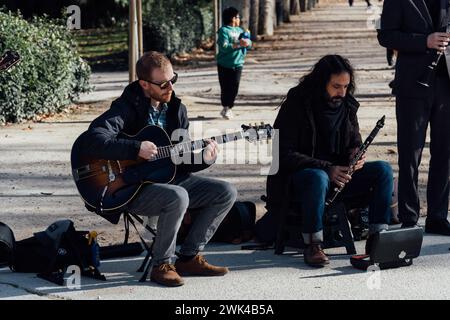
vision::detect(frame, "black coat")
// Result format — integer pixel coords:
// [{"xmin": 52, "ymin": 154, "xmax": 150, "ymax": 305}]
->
[
  {"xmin": 266, "ymin": 85, "xmax": 362, "ymax": 211},
  {"xmin": 377, "ymin": 0, "xmax": 450, "ymax": 98},
  {"xmin": 81, "ymin": 81, "xmax": 211, "ymax": 176}
]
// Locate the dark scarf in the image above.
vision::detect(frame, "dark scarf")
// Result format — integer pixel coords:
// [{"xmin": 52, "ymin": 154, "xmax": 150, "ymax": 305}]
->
[{"xmin": 313, "ymin": 96, "xmax": 348, "ymax": 163}]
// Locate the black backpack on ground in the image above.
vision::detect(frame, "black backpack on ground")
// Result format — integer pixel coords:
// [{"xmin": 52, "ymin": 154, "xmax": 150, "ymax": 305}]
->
[
  {"xmin": 0, "ymin": 222, "xmax": 15, "ymax": 267},
  {"xmin": 177, "ymin": 201, "xmax": 257, "ymax": 245},
  {"xmin": 1, "ymin": 220, "xmax": 105, "ymax": 285}
]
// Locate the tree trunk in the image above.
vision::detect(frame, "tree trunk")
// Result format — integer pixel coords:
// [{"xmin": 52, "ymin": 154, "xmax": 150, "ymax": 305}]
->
[
  {"xmin": 241, "ymin": 0, "xmax": 251, "ymax": 30},
  {"xmin": 273, "ymin": 0, "xmax": 278, "ymax": 28},
  {"xmin": 291, "ymin": 0, "xmax": 300, "ymax": 14},
  {"xmin": 300, "ymin": 0, "xmax": 306, "ymax": 12},
  {"xmin": 275, "ymin": 0, "xmax": 283, "ymax": 26},
  {"xmin": 283, "ymin": 0, "xmax": 290, "ymax": 22},
  {"xmin": 259, "ymin": 0, "xmax": 274, "ymax": 36},
  {"xmin": 249, "ymin": 0, "xmax": 259, "ymax": 40}
]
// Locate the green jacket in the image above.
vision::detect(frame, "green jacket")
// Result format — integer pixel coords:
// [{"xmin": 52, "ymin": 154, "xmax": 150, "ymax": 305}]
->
[{"xmin": 216, "ymin": 25, "xmax": 251, "ymax": 69}]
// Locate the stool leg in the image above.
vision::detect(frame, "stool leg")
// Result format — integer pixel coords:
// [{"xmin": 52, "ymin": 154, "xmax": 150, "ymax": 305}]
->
[
  {"xmin": 337, "ymin": 206, "xmax": 356, "ymax": 255},
  {"xmin": 274, "ymin": 203, "xmax": 290, "ymax": 255}
]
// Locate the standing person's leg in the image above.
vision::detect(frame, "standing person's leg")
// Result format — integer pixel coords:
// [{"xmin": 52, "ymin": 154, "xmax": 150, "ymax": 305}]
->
[
  {"xmin": 218, "ymin": 64, "xmax": 236, "ymax": 119},
  {"xmin": 349, "ymin": 0, "xmax": 354, "ymax": 6},
  {"xmin": 218, "ymin": 64, "xmax": 231, "ymax": 108},
  {"xmin": 174, "ymin": 175, "xmax": 237, "ymax": 275},
  {"xmin": 291, "ymin": 168, "xmax": 330, "ymax": 266},
  {"xmin": 228, "ymin": 66, "xmax": 242, "ymax": 110},
  {"xmin": 425, "ymin": 75, "xmax": 450, "ymax": 235},
  {"xmin": 396, "ymin": 95, "xmax": 431, "ymax": 227}
]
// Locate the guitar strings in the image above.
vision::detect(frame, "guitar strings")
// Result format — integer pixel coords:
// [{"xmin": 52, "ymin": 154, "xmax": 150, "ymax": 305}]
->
[{"xmin": 148, "ymin": 131, "xmax": 245, "ymax": 162}]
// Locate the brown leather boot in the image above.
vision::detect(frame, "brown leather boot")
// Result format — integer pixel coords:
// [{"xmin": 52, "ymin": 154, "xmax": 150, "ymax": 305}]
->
[
  {"xmin": 175, "ymin": 255, "xmax": 229, "ymax": 276},
  {"xmin": 304, "ymin": 243, "xmax": 330, "ymax": 267},
  {"xmin": 150, "ymin": 263, "xmax": 184, "ymax": 287}
]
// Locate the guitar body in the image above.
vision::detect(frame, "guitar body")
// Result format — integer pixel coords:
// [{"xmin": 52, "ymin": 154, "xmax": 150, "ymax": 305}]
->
[{"xmin": 71, "ymin": 125, "xmax": 176, "ymax": 212}]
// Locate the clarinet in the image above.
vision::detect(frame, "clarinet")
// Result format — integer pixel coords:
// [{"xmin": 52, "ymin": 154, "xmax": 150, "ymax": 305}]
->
[
  {"xmin": 417, "ymin": 22, "xmax": 450, "ymax": 87},
  {"xmin": 325, "ymin": 115, "xmax": 386, "ymax": 207}
]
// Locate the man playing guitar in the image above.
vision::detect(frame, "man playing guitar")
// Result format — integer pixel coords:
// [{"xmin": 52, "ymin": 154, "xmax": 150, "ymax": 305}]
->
[{"xmin": 79, "ymin": 51, "xmax": 237, "ymax": 287}]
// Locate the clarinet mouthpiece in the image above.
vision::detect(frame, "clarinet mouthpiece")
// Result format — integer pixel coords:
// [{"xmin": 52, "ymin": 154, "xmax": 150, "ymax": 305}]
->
[{"xmin": 377, "ymin": 115, "xmax": 385, "ymax": 127}]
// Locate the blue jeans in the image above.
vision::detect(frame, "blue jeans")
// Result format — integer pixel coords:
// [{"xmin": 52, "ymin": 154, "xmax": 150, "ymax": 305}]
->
[{"xmin": 291, "ymin": 161, "xmax": 393, "ymax": 239}]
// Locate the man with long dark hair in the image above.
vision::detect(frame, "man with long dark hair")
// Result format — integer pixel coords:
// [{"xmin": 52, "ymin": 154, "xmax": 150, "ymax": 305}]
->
[
  {"xmin": 266, "ymin": 55, "xmax": 393, "ymax": 267},
  {"xmin": 378, "ymin": 0, "xmax": 450, "ymax": 235}
]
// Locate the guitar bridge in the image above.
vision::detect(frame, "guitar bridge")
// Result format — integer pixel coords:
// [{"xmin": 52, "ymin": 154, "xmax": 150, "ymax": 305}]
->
[{"xmin": 107, "ymin": 161, "xmax": 116, "ymax": 182}]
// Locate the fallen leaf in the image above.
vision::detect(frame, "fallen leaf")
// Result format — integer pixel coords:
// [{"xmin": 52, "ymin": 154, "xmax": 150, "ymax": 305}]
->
[{"xmin": 387, "ymin": 149, "xmax": 397, "ymax": 155}]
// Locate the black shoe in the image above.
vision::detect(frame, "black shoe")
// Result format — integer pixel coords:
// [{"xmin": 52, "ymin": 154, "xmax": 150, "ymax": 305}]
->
[{"xmin": 425, "ymin": 219, "xmax": 450, "ymax": 236}]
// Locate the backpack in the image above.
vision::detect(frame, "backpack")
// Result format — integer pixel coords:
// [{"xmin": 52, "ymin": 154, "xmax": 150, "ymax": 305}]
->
[
  {"xmin": 1, "ymin": 220, "xmax": 105, "ymax": 285},
  {"xmin": 177, "ymin": 201, "xmax": 257, "ymax": 244},
  {"xmin": 0, "ymin": 222, "xmax": 15, "ymax": 267}
]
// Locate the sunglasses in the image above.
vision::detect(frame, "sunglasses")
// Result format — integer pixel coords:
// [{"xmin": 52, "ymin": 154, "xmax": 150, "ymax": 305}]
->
[{"xmin": 144, "ymin": 72, "xmax": 178, "ymax": 89}]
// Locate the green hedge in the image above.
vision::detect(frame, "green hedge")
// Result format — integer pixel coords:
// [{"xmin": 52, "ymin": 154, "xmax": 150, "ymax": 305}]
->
[
  {"xmin": 142, "ymin": 0, "xmax": 214, "ymax": 56},
  {"xmin": 0, "ymin": 12, "xmax": 90, "ymax": 124}
]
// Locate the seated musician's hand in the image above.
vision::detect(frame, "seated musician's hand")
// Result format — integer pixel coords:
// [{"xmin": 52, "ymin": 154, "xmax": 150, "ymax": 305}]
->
[
  {"xmin": 203, "ymin": 139, "xmax": 219, "ymax": 163},
  {"xmin": 328, "ymin": 166, "xmax": 352, "ymax": 188},
  {"xmin": 354, "ymin": 153, "xmax": 366, "ymax": 171},
  {"xmin": 349, "ymin": 148, "xmax": 366, "ymax": 171},
  {"xmin": 138, "ymin": 141, "xmax": 158, "ymax": 160}
]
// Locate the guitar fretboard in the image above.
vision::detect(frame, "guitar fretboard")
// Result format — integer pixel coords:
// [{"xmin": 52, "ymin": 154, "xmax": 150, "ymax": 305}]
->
[{"xmin": 152, "ymin": 131, "xmax": 245, "ymax": 161}]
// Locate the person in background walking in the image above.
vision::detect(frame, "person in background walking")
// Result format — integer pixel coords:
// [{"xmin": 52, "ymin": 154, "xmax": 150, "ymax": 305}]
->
[
  {"xmin": 349, "ymin": 0, "xmax": 372, "ymax": 8},
  {"xmin": 216, "ymin": 7, "xmax": 252, "ymax": 120},
  {"xmin": 349, "ymin": 0, "xmax": 382, "ymax": 8}
]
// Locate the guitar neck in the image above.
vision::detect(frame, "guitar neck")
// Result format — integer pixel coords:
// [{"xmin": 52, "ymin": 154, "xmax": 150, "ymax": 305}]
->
[{"xmin": 154, "ymin": 131, "xmax": 245, "ymax": 160}]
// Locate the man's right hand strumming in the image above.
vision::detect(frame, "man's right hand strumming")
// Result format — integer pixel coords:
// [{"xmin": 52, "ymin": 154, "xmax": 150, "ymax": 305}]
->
[
  {"xmin": 427, "ymin": 32, "xmax": 450, "ymax": 52},
  {"xmin": 138, "ymin": 141, "xmax": 158, "ymax": 160},
  {"xmin": 328, "ymin": 166, "xmax": 352, "ymax": 188}
]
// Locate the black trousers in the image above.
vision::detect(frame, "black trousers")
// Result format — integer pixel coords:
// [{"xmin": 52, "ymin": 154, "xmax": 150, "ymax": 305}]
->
[
  {"xmin": 396, "ymin": 75, "xmax": 450, "ymax": 225},
  {"xmin": 217, "ymin": 64, "xmax": 242, "ymax": 109},
  {"xmin": 349, "ymin": 0, "xmax": 371, "ymax": 6}
]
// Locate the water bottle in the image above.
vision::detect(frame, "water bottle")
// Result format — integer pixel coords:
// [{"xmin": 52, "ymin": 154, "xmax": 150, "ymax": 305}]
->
[{"xmin": 238, "ymin": 29, "xmax": 251, "ymax": 54}]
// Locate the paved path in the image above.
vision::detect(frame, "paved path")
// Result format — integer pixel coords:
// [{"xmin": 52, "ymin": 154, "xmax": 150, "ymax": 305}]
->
[{"xmin": 0, "ymin": 1, "xmax": 448, "ymax": 300}]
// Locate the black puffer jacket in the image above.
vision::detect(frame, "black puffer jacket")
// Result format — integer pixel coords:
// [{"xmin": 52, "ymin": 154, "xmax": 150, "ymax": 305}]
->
[
  {"xmin": 81, "ymin": 81, "xmax": 211, "ymax": 176},
  {"xmin": 266, "ymin": 85, "xmax": 362, "ymax": 211}
]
